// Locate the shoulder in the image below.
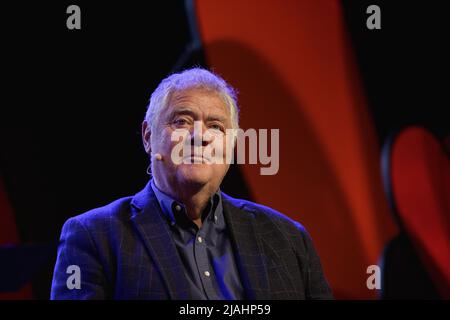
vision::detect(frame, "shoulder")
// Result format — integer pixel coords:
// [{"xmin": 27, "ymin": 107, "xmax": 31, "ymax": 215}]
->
[
  {"xmin": 63, "ymin": 195, "xmax": 134, "ymax": 232},
  {"xmin": 221, "ymin": 192, "xmax": 308, "ymax": 237},
  {"xmin": 221, "ymin": 193, "xmax": 324, "ymax": 269}
]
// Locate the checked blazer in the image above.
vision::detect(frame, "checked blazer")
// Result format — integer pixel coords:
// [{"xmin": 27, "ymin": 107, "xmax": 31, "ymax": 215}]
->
[{"xmin": 50, "ymin": 181, "xmax": 333, "ymax": 299}]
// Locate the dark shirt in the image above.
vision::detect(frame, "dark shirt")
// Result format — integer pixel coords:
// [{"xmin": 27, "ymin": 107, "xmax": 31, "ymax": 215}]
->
[{"xmin": 150, "ymin": 179, "xmax": 244, "ymax": 300}]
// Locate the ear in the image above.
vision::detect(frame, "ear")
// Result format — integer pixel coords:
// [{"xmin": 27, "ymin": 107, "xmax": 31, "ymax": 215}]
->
[{"xmin": 142, "ymin": 120, "xmax": 152, "ymax": 155}]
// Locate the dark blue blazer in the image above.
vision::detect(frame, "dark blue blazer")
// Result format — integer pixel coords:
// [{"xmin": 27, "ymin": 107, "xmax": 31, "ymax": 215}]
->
[{"xmin": 51, "ymin": 182, "xmax": 333, "ymax": 299}]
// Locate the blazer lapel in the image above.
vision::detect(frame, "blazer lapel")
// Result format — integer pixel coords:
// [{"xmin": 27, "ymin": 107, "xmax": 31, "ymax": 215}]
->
[
  {"xmin": 130, "ymin": 182, "xmax": 191, "ymax": 299},
  {"xmin": 222, "ymin": 194, "xmax": 270, "ymax": 299}
]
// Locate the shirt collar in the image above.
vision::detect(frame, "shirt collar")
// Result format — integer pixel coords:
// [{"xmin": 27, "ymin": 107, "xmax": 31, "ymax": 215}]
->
[{"xmin": 150, "ymin": 178, "xmax": 223, "ymax": 227}]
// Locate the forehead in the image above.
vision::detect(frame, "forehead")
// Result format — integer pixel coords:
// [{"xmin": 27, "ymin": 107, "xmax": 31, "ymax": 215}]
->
[{"xmin": 167, "ymin": 87, "xmax": 229, "ymax": 115}]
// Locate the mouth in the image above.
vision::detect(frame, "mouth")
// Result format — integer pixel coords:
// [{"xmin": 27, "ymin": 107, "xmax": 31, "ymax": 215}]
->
[{"xmin": 182, "ymin": 155, "xmax": 212, "ymax": 164}]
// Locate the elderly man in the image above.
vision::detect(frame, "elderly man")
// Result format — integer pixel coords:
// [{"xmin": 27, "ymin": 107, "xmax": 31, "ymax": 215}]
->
[{"xmin": 51, "ymin": 68, "xmax": 332, "ymax": 300}]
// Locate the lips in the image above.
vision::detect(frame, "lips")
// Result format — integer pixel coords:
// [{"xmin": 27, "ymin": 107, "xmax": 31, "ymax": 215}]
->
[{"xmin": 182, "ymin": 155, "xmax": 212, "ymax": 164}]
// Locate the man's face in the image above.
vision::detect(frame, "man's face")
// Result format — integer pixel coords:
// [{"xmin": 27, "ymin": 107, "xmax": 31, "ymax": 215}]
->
[{"xmin": 146, "ymin": 87, "xmax": 233, "ymax": 192}]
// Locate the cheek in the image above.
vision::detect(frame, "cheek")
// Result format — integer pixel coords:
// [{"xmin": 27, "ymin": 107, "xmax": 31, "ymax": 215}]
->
[
  {"xmin": 209, "ymin": 133, "xmax": 228, "ymax": 155},
  {"xmin": 157, "ymin": 129, "xmax": 189, "ymax": 168},
  {"xmin": 153, "ymin": 129, "xmax": 174, "ymax": 153}
]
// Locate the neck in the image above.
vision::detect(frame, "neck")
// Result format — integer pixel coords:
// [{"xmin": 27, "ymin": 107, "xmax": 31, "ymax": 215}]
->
[
  {"xmin": 154, "ymin": 178, "xmax": 217, "ymax": 228},
  {"xmin": 182, "ymin": 191, "xmax": 212, "ymax": 228}
]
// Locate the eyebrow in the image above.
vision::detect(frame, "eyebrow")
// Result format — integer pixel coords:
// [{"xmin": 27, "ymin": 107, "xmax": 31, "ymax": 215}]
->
[
  {"xmin": 170, "ymin": 107, "xmax": 227, "ymax": 123},
  {"xmin": 170, "ymin": 108, "xmax": 197, "ymax": 119},
  {"xmin": 206, "ymin": 115, "xmax": 227, "ymax": 123}
]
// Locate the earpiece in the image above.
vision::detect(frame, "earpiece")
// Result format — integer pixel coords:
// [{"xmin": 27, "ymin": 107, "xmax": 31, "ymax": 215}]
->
[{"xmin": 154, "ymin": 153, "xmax": 163, "ymax": 161}]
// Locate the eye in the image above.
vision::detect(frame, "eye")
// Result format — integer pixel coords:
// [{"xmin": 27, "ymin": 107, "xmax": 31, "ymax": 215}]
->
[
  {"xmin": 209, "ymin": 123, "xmax": 225, "ymax": 132},
  {"xmin": 172, "ymin": 118, "xmax": 190, "ymax": 127}
]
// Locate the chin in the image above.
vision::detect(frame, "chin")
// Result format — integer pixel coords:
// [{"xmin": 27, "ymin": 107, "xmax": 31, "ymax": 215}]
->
[{"xmin": 176, "ymin": 164, "xmax": 214, "ymax": 186}]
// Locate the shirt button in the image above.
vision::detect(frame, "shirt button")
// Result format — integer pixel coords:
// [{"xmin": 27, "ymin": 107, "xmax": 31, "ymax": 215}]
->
[
  {"xmin": 174, "ymin": 204, "xmax": 182, "ymax": 211},
  {"xmin": 197, "ymin": 236, "xmax": 203, "ymax": 243},
  {"xmin": 204, "ymin": 271, "xmax": 210, "ymax": 277}
]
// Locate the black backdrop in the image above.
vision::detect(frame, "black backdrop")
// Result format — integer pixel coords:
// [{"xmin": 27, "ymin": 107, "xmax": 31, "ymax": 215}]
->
[{"xmin": 1, "ymin": 1, "xmax": 448, "ymax": 299}]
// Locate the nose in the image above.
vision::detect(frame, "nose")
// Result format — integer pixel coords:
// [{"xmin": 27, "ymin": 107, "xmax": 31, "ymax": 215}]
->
[{"xmin": 189, "ymin": 121, "xmax": 213, "ymax": 147}]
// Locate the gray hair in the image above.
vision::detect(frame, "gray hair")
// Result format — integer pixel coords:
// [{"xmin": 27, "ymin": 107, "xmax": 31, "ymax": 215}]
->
[{"xmin": 145, "ymin": 67, "xmax": 240, "ymax": 130}]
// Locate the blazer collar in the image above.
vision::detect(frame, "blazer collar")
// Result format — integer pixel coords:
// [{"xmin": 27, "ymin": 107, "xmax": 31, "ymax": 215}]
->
[
  {"xmin": 221, "ymin": 193, "xmax": 270, "ymax": 300},
  {"xmin": 130, "ymin": 181, "xmax": 192, "ymax": 299}
]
